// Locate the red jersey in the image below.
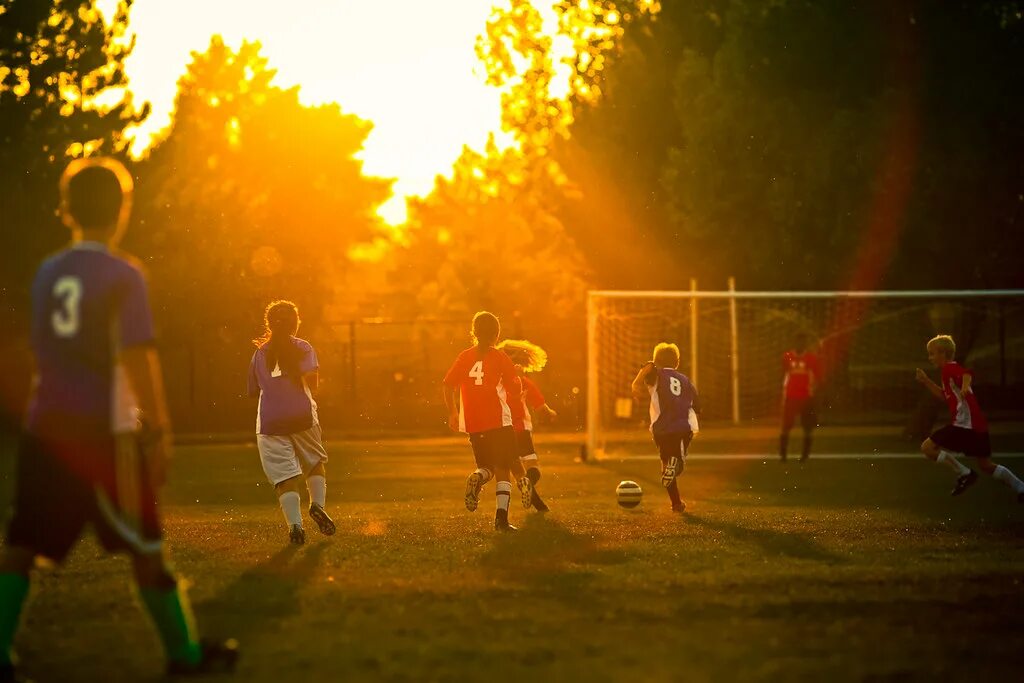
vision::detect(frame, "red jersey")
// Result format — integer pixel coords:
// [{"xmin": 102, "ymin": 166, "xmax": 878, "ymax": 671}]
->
[
  {"xmin": 782, "ymin": 351, "xmax": 820, "ymax": 400},
  {"xmin": 509, "ymin": 372, "xmax": 546, "ymax": 432},
  {"xmin": 443, "ymin": 347, "xmax": 521, "ymax": 434},
  {"xmin": 941, "ymin": 361, "xmax": 988, "ymax": 432}
]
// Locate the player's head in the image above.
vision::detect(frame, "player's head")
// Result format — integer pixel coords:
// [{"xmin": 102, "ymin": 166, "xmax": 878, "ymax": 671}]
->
[
  {"xmin": 496, "ymin": 339, "xmax": 548, "ymax": 373},
  {"xmin": 471, "ymin": 311, "xmax": 500, "ymax": 348},
  {"xmin": 59, "ymin": 157, "xmax": 134, "ymax": 244},
  {"xmin": 652, "ymin": 342, "xmax": 680, "ymax": 369},
  {"xmin": 926, "ymin": 334, "xmax": 955, "ymax": 366},
  {"xmin": 257, "ymin": 300, "xmax": 300, "ymax": 346}
]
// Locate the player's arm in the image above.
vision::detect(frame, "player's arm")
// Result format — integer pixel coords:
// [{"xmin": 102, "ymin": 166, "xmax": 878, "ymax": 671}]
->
[
  {"xmin": 526, "ymin": 379, "xmax": 556, "ymax": 420},
  {"xmin": 915, "ymin": 368, "xmax": 945, "ymax": 400},
  {"xmin": 960, "ymin": 372, "xmax": 972, "ymax": 396},
  {"xmin": 300, "ymin": 344, "xmax": 320, "ymax": 393},
  {"xmin": 442, "ymin": 356, "xmax": 464, "ymax": 431},
  {"xmin": 247, "ymin": 353, "xmax": 261, "ymax": 398},
  {"xmin": 631, "ymin": 362, "xmax": 655, "ymax": 400}
]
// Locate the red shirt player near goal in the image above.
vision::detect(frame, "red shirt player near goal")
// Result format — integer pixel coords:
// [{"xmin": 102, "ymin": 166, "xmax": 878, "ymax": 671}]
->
[
  {"xmin": 442, "ymin": 311, "xmax": 523, "ymax": 531},
  {"xmin": 780, "ymin": 333, "xmax": 821, "ymax": 462}
]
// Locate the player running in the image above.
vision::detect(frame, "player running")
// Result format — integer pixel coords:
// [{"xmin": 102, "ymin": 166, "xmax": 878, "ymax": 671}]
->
[
  {"xmin": 916, "ymin": 334, "xmax": 1024, "ymax": 500},
  {"xmin": 780, "ymin": 333, "xmax": 821, "ymax": 462},
  {"xmin": 631, "ymin": 342, "xmax": 700, "ymax": 512},
  {"xmin": 248, "ymin": 300, "xmax": 335, "ymax": 545},
  {"xmin": 0, "ymin": 158, "xmax": 237, "ymax": 681},
  {"xmin": 496, "ymin": 339, "xmax": 557, "ymax": 512},
  {"xmin": 443, "ymin": 312, "xmax": 522, "ymax": 531}
]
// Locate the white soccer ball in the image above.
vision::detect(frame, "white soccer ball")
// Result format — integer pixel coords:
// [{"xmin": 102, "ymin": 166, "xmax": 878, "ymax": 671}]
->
[{"xmin": 616, "ymin": 480, "xmax": 642, "ymax": 508}]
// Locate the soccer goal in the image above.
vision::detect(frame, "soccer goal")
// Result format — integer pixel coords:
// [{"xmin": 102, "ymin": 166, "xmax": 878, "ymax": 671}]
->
[{"xmin": 586, "ymin": 286, "xmax": 1024, "ymax": 459}]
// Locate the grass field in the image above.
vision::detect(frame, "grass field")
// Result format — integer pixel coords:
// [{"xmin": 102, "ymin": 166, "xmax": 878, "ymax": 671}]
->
[{"xmin": 2, "ymin": 432, "xmax": 1024, "ymax": 682}]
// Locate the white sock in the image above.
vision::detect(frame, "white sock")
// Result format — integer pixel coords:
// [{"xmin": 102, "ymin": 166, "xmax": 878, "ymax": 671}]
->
[
  {"xmin": 495, "ymin": 481, "xmax": 512, "ymax": 513},
  {"xmin": 278, "ymin": 491, "xmax": 302, "ymax": 527},
  {"xmin": 475, "ymin": 468, "xmax": 493, "ymax": 485},
  {"xmin": 520, "ymin": 454, "xmax": 538, "ymax": 465},
  {"xmin": 937, "ymin": 450, "xmax": 970, "ymax": 476},
  {"xmin": 992, "ymin": 465, "xmax": 1024, "ymax": 494},
  {"xmin": 307, "ymin": 475, "xmax": 327, "ymax": 507}
]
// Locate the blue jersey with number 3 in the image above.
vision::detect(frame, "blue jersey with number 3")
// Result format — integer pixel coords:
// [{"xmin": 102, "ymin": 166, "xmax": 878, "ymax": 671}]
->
[
  {"xmin": 26, "ymin": 242, "xmax": 155, "ymax": 436},
  {"xmin": 648, "ymin": 367, "xmax": 698, "ymax": 435}
]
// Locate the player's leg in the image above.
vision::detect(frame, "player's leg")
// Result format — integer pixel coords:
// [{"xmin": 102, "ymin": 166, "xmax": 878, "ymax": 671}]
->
[
  {"xmin": 799, "ymin": 399, "xmax": 815, "ymax": 462},
  {"xmin": 780, "ymin": 399, "xmax": 796, "ymax": 462},
  {"xmin": 493, "ymin": 427, "xmax": 518, "ymax": 531},
  {"xmin": 292, "ymin": 426, "xmax": 335, "ymax": 536},
  {"xmin": 517, "ymin": 431, "xmax": 548, "ymax": 511},
  {"xmin": 465, "ymin": 433, "xmax": 493, "ymax": 512},
  {"xmin": 99, "ymin": 434, "xmax": 237, "ymax": 675},
  {"xmin": 258, "ymin": 434, "xmax": 306, "ymax": 542},
  {"xmin": 922, "ymin": 427, "xmax": 976, "ymax": 496},
  {"xmin": 512, "ymin": 432, "xmax": 534, "ymax": 509},
  {"xmin": 0, "ymin": 547, "xmax": 34, "ymax": 674},
  {"xmin": 971, "ymin": 433, "xmax": 1024, "ymax": 500}
]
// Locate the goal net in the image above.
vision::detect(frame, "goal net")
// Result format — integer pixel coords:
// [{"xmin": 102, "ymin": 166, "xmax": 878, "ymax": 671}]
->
[{"xmin": 586, "ymin": 289, "xmax": 1024, "ymax": 459}]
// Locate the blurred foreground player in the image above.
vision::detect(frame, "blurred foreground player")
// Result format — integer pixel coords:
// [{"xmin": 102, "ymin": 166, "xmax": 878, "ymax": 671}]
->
[
  {"xmin": 916, "ymin": 334, "xmax": 1024, "ymax": 501},
  {"xmin": 443, "ymin": 312, "xmax": 522, "ymax": 531},
  {"xmin": 0, "ymin": 158, "xmax": 237, "ymax": 682},
  {"xmin": 631, "ymin": 343, "xmax": 700, "ymax": 512}
]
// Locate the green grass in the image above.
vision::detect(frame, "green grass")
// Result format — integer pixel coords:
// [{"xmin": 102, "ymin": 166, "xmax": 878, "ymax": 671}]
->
[{"xmin": 2, "ymin": 436, "xmax": 1024, "ymax": 682}]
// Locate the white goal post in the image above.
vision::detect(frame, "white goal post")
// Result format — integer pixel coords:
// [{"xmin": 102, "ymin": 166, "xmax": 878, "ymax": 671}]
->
[{"xmin": 586, "ymin": 288, "xmax": 1024, "ymax": 460}]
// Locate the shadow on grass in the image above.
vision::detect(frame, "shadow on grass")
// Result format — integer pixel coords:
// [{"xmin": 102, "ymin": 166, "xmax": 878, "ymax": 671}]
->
[
  {"xmin": 479, "ymin": 514, "xmax": 628, "ymax": 586},
  {"xmin": 686, "ymin": 513, "xmax": 845, "ymax": 564},
  {"xmin": 196, "ymin": 541, "xmax": 328, "ymax": 644}
]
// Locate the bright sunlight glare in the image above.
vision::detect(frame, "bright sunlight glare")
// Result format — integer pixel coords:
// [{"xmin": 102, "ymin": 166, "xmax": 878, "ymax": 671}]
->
[{"xmin": 106, "ymin": 0, "xmax": 548, "ymax": 226}]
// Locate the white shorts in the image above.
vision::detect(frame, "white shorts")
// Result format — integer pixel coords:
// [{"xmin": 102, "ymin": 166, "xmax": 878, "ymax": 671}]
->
[{"xmin": 257, "ymin": 424, "xmax": 329, "ymax": 486}]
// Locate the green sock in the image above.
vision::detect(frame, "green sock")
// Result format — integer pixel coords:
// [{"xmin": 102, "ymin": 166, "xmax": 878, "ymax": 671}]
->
[
  {"xmin": 0, "ymin": 573, "xmax": 30, "ymax": 666},
  {"xmin": 139, "ymin": 585, "xmax": 202, "ymax": 665}
]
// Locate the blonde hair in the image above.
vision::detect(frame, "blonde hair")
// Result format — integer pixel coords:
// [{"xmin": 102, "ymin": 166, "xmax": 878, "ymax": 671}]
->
[
  {"xmin": 496, "ymin": 339, "xmax": 548, "ymax": 373},
  {"xmin": 652, "ymin": 342, "xmax": 680, "ymax": 368},
  {"xmin": 927, "ymin": 334, "xmax": 956, "ymax": 359}
]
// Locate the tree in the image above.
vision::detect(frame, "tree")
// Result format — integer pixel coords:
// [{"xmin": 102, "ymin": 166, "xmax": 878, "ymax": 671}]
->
[{"xmin": 131, "ymin": 37, "xmax": 392, "ymax": 348}]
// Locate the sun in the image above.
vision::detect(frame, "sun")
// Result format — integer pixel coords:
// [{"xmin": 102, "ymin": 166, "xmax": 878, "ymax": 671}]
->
[{"xmin": 107, "ymin": 0, "xmax": 526, "ymax": 226}]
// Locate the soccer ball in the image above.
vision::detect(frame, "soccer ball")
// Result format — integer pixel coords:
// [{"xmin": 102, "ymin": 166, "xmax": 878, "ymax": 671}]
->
[{"xmin": 616, "ymin": 480, "xmax": 642, "ymax": 508}]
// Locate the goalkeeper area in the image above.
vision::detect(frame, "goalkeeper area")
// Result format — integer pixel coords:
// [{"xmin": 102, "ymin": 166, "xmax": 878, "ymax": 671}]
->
[{"xmin": 2, "ymin": 435, "xmax": 1022, "ymax": 681}]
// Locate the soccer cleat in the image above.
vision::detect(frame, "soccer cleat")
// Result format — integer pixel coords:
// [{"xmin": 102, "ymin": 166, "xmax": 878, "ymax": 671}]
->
[
  {"xmin": 672, "ymin": 501, "xmax": 687, "ymax": 513},
  {"xmin": 661, "ymin": 456, "xmax": 681, "ymax": 488},
  {"xmin": 494, "ymin": 518, "xmax": 518, "ymax": 532},
  {"xmin": 951, "ymin": 471, "xmax": 978, "ymax": 497},
  {"xmin": 464, "ymin": 471, "xmax": 484, "ymax": 512},
  {"xmin": 531, "ymin": 490, "xmax": 550, "ymax": 512},
  {"xmin": 167, "ymin": 638, "xmax": 240, "ymax": 676},
  {"xmin": 516, "ymin": 476, "xmax": 534, "ymax": 509},
  {"xmin": 309, "ymin": 502, "xmax": 336, "ymax": 536},
  {"xmin": 289, "ymin": 524, "xmax": 306, "ymax": 545}
]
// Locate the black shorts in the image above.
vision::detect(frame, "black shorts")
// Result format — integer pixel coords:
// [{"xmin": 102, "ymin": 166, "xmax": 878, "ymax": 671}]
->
[
  {"xmin": 5, "ymin": 432, "xmax": 163, "ymax": 562},
  {"xmin": 515, "ymin": 430, "xmax": 536, "ymax": 459},
  {"xmin": 782, "ymin": 397, "xmax": 817, "ymax": 432},
  {"xmin": 653, "ymin": 431, "xmax": 693, "ymax": 465},
  {"xmin": 930, "ymin": 425, "xmax": 992, "ymax": 459},
  {"xmin": 468, "ymin": 426, "xmax": 518, "ymax": 473}
]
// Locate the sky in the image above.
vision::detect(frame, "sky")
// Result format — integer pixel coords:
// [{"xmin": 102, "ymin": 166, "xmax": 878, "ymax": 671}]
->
[{"xmin": 103, "ymin": 0, "xmax": 529, "ymax": 225}]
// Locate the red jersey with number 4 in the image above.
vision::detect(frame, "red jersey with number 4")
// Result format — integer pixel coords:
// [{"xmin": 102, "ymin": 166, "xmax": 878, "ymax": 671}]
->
[
  {"xmin": 443, "ymin": 347, "xmax": 521, "ymax": 434},
  {"xmin": 509, "ymin": 372, "xmax": 546, "ymax": 432},
  {"xmin": 941, "ymin": 361, "xmax": 988, "ymax": 432},
  {"xmin": 782, "ymin": 351, "xmax": 820, "ymax": 400}
]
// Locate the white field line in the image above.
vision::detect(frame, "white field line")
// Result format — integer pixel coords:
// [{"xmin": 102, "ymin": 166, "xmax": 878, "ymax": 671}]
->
[{"xmin": 596, "ymin": 452, "xmax": 1024, "ymax": 461}]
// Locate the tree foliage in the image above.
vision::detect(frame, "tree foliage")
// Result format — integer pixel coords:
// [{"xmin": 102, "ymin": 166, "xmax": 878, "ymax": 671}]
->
[{"xmin": 0, "ymin": 0, "xmax": 146, "ymax": 321}]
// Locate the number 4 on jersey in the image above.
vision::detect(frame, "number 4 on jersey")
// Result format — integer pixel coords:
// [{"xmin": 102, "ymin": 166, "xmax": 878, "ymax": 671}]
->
[{"xmin": 469, "ymin": 360, "xmax": 484, "ymax": 385}]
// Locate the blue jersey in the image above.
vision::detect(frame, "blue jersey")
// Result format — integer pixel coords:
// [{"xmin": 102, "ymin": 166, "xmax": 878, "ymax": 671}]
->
[
  {"xmin": 247, "ymin": 338, "xmax": 319, "ymax": 435},
  {"xmin": 26, "ymin": 242, "xmax": 155, "ymax": 436},
  {"xmin": 647, "ymin": 367, "xmax": 699, "ymax": 435}
]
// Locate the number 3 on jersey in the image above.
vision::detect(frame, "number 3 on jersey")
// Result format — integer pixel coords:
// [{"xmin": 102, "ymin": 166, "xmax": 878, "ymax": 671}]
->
[
  {"xmin": 52, "ymin": 276, "xmax": 83, "ymax": 338},
  {"xmin": 469, "ymin": 360, "xmax": 484, "ymax": 385},
  {"xmin": 669, "ymin": 376, "xmax": 682, "ymax": 396}
]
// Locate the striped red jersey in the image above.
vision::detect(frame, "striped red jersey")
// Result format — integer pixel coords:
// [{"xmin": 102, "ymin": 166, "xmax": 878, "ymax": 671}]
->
[
  {"xmin": 509, "ymin": 372, "xmax": 546, "ymax": 432},
  {"xmin": 941, "ymin": 361, "xmax": 988, "ymax": 432},
  {"xmin": 782, "ymin": 351, "xmax": 820, "ymax": 400},
  {"xmin": 443, "ymin": 347, "xmax": 521, "ymax": 434}
]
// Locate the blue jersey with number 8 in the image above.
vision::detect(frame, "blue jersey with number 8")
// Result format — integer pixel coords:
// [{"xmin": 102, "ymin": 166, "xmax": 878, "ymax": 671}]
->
[
  {"xmin": 647, "ymin": 367, "xmax": 699, "ymax": 435},
  {"xmin": 26, "ymin": 242, "xmax": 155, "ymax": 436}
]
